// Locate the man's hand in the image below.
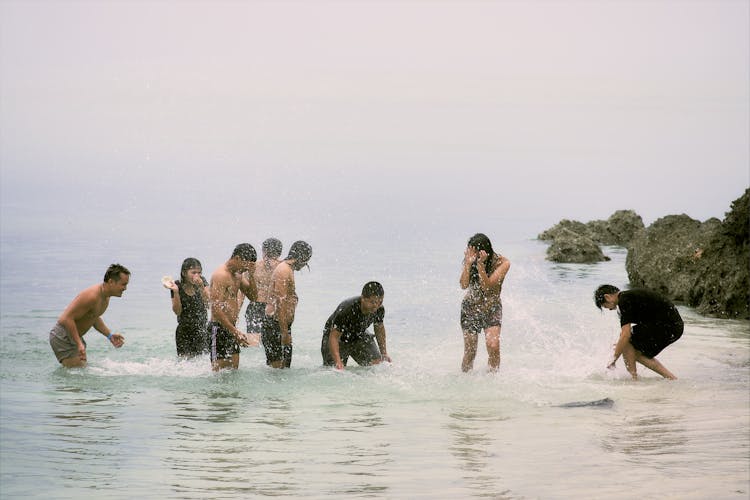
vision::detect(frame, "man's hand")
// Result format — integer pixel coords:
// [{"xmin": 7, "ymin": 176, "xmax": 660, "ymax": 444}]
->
[
  {"xmin": 236, "ymin": 332, "xmax": 250, "ymax": 347},
  {"xmin": 109, "ymin": 333, "xmax": 125, "ymax": 348},
  {"xmin": 77, "ymin": 342, "xmax": 87, "ymax": 362}
]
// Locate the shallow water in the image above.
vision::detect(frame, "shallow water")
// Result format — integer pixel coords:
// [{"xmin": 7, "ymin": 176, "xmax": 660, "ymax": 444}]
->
[{"xmin": 1, "ymin": 236, "xmax": 748, "ymax": 499}]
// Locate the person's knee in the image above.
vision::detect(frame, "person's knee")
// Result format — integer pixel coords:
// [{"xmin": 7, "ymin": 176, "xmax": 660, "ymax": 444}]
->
[{"xmin": 61, "ymin": 356, "xmax": 85, "ymax": 368}]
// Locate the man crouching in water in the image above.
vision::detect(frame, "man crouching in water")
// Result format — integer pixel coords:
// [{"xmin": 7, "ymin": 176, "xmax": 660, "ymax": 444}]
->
[
  {"xmin": 595, "ymin": 284, "xmax": 683, "ymax": 380},
  {"xmin": 209, "ymin": 243, "xmax": 259, "ymax": 371},
  {"xmin": 48, "ymin": 264, "xmax": 129, "ymax": 368}
]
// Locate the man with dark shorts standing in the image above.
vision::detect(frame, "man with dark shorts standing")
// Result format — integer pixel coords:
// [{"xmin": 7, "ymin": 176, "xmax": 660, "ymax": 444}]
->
[
  {"xmin": 208, "ymin": 243, "xmax": 258, "ymax": 371},
  {"xmin": 48, "ymin": 263, "xmax": 129, "ymax": 367},
  {"xmin": 321, "ymin": 281, "xmax": 392, "ymax": 370},
  {"xmin": 263, "ymin": 240, "xmax": 312, "ymax": 369},
  {"xmin": 595, "ymin": 284, "xmax": 683, "ymax": 380}
]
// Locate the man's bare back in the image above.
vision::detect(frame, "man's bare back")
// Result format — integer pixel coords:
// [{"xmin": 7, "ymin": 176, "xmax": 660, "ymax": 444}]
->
[{"xmin": 255, "ymin": 257, "xmax": 280, "ymax": 304}]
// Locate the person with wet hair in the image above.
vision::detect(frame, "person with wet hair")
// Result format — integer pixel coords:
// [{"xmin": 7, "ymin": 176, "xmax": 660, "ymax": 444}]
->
[
  {"xmin": 459, "ymin": 233, "xmax": 511, "ymax": 372},
  {"xmin": 594, "ymin": 284, "xmax": 683, "ymax": 380},
  {"xmin": 208, "ymin": 243, "xmax": 259, "ymax": 371},
  {"xmin": 321, "ymin": 281, "xmax": 391, "ymax": 370},
  {"xmin": 48, "ymin": 263, "xmax": 130, "ymax": 367},
  {"xmin": 262, "ymin": 240, "xmax": 312, "ymax": 368},
  {"xmin": 243, "ymin": 238, "xmax": 283, "ymax": 343},
  {"xmin": 165, "ymin": 257, "xmax": 209, "ymax": 358}
]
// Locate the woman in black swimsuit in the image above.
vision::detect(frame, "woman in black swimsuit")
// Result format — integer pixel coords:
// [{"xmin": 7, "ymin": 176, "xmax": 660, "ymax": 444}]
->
[{"xmin": 167, "ymin": 257, "xmax": 210, "ymax": 358}]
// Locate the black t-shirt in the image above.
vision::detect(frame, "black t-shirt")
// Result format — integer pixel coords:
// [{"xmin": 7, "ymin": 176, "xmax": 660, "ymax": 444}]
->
[
  {"xmin": 323, "ymin": 296, "xmax": 385, "ymax": 343},
  {"xmin": 618, "ymin": 289, "xmax": 681, "ymax": 327}
]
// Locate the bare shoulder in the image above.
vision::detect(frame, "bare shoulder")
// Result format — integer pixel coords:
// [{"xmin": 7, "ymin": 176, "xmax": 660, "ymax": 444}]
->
[
  {"xmin": 76, "ymin": 284, "xmax": 102, "ymax": 304},
  {"xmin": 272, "ymin": 262, "xmax": 292, "ymax": 281},
  {"xmin": 210, "ymin": 264, "xmax": 230, "ymax": 285},
  {"xmin": 63, "ymin": 284, "xmax": 101, "ymax": 316}
]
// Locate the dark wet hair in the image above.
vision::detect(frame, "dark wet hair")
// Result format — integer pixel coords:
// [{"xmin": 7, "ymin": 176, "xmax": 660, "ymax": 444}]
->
[
  {"xmin": 262, "ymin": 238, "xmax": 283, "ymax": 259},
  {"xmin": 594, "ymin": 284, "xmax": 620, "ymax": 310},
  {"xmin": 232, "ymin": 243, "xmax": 257, "ymax": 262},
  {"xmin": 180, "ymin": 257, "xmax": 202, "ymax": 282},
  {"xmin": 362, "ymin": 281, "xmax": 384, "ymax": 298},
  {"xmin": 285, "ymin": 241, "xmax": 312, "ymax": 268},
  {"xmin": 103, "ymin": 263, "xmax": 130, "ymax": 282},
  {"xmin": 467, "ymin": 233, "xmax": 495, "ymax": 280}
]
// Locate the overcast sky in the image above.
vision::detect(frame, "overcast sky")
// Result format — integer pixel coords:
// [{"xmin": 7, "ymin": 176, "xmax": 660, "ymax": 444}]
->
[{"xmin": 1, "ymin": 0, "xmax": 748, "ymax": 243}]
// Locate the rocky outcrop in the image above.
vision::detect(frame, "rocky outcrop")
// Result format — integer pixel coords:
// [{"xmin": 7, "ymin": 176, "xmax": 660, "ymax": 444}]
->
[
  {"xmin": 626, "ymin": 189, "xmax": 749, "ymax": 319},
  {"xmin": 625, "ymin": 215, "xmax": 720, "ymax": 301},
  {"xmin": 592, "ymin": 210, "xmax": 645, "ymax": 246},
  {"xmin": 538, "ymin": 209, "xmax": 644, "ymax": 263},
  {"xmin": 545, "ymin": 228, "xmax": 611, "ymax": 263}
]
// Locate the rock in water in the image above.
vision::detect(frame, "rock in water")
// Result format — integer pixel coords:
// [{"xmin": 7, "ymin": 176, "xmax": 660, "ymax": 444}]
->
[{"xmin": 626, "ymin": 188, "xmax": 749, "ymax": 319}]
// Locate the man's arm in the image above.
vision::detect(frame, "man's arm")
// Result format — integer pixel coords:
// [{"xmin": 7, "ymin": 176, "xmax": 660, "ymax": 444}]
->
[
  {"xmin": 92, "ymin": 316, "xmax": 125, "ymax": 348},
  {"xmin": 209, "ymin": 274, "xmax": 248, "ymax": 345},
  {"xmin": 329, "ymin": 328, "xmax": 344, "ymax": 370},
  {"xmin": 608, "ymin": 323, "xmax": 632, "ymax": 369},
  {"xmin": 374, "ymin": 323, "xmax": 391, "ymax": 362},
  {"xmin": 272, "ymin": 267, "xmax": 294, "ymax": 345},
  {"xmin": 239, "ymin": 267, "xmax": 258, "ymax": 302}
]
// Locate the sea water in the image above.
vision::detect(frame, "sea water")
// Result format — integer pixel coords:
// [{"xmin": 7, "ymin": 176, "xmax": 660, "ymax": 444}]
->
[{"xmin": 1, "ymin": 225, "xmax": 748, "ymax": 499}]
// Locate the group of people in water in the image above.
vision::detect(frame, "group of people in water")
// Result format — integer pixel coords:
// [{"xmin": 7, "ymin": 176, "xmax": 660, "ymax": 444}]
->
[{"xmin": 47, "ymin": 233, "xmax": 684, "ymax": 379}]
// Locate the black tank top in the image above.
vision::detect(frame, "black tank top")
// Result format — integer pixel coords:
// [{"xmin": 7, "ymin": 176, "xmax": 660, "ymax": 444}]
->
[{"xmin": 173, "ymin": 280, "xmax": 208, "ymax": 330}]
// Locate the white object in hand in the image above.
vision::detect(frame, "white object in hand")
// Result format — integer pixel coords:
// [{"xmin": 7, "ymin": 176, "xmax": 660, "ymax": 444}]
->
[{"xmin": 161, "ymin": 275, "xmax": 175, "ymax": 289}]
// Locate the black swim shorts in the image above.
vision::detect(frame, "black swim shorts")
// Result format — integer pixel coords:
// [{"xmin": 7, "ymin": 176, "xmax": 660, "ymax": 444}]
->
[
  {"xmin": 630, "ymin": 321, "xmax": 684, "ymax": 358},
  {"xmin": 245, "ymin": 301, "xmax": 266, "ymax": 334},
  {"xmin": 208, "ymin": 321, "xmax": 240, "ymax": 362},
  {"xmin": 321, "ymin": 333, "xmax": 382, "ymax": 367},
  {"xmin": 261, "ymin": 317, "xmax": 293, "ymax": 367}
]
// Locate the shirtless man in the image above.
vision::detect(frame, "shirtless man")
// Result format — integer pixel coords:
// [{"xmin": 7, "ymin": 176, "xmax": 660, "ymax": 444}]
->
[
  {"xmin": 263, "ymin": 240, "xmax": 312, "ymax": 368},
  {"xmin": 48, "ymin": 264, "xmax": 130, "ymax": 367},
  {"xmin": 243, "ymin": 238, "xmax": 283, "ymax": 343},
  {"xmin": 208, "ymin": 243, "xmax": 259, "ymax": 371}
]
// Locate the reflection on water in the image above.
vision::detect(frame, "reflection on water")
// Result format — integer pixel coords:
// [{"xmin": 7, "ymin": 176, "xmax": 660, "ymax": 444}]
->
[
  {"xmin": 446, "ymin": 407, "xmax": 515, "ymax": 499},
  {"xmin": 601, "ymin": 411, "xmax": 688, "ymax": 465},
  {"xmin": 321, "ymin": 400, "xmax": 391, "ymax": 497},
  {"xmin": 27, "ymin": 386, "xmax": 126, "ymax": 493},
  {"xmin": 161, "ymin": 389, "xmax": 284, "ymax": 497},
  {"xmin": 158, "ymin": 392, "xmax": 394, "ymax": 498}
]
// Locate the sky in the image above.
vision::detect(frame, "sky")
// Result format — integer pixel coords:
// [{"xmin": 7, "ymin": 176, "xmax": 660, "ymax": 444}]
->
[{"xmin": 1, "ymin": 0, "xmax": 748, "ymax": 246}]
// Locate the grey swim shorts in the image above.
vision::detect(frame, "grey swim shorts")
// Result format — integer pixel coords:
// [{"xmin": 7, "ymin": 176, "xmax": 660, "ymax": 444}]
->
[{"xmin": 49, "ymin": 323, "xmax": 84, "ymax": 363}]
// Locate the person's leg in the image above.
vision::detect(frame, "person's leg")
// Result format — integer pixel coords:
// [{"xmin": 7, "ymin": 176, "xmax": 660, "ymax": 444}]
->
[
  {"xmin": 621, "ymin": 342, "xmax": 639, "ymax": 380},
  {"xmin": 462, "ymin": 331, "xmax": 478, "ymax": 372},
  {"xmin": 349, "ymin": 336, "xmax": 383, "ymax": 366},
  {"xmin": 635, "ymin": 352, "xmax": 677, "ymax": 380},
  {"xmin": 60, "ymin": 356, "xmax": 86, "ymax": 368},
  {"xmin": 281, "ymin": 345, "xmax": 292, "ymax": 369},
  {"xmin": 484, "ymin": 325, "xmax": 501, "ymax": 372},
  {"xmin": 212, "ymin": 355, "xmax": 240, "ymax": 371},
  {"xmin": 262, "ymin": 318, "xmax": 284, "ymax": 369}
]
